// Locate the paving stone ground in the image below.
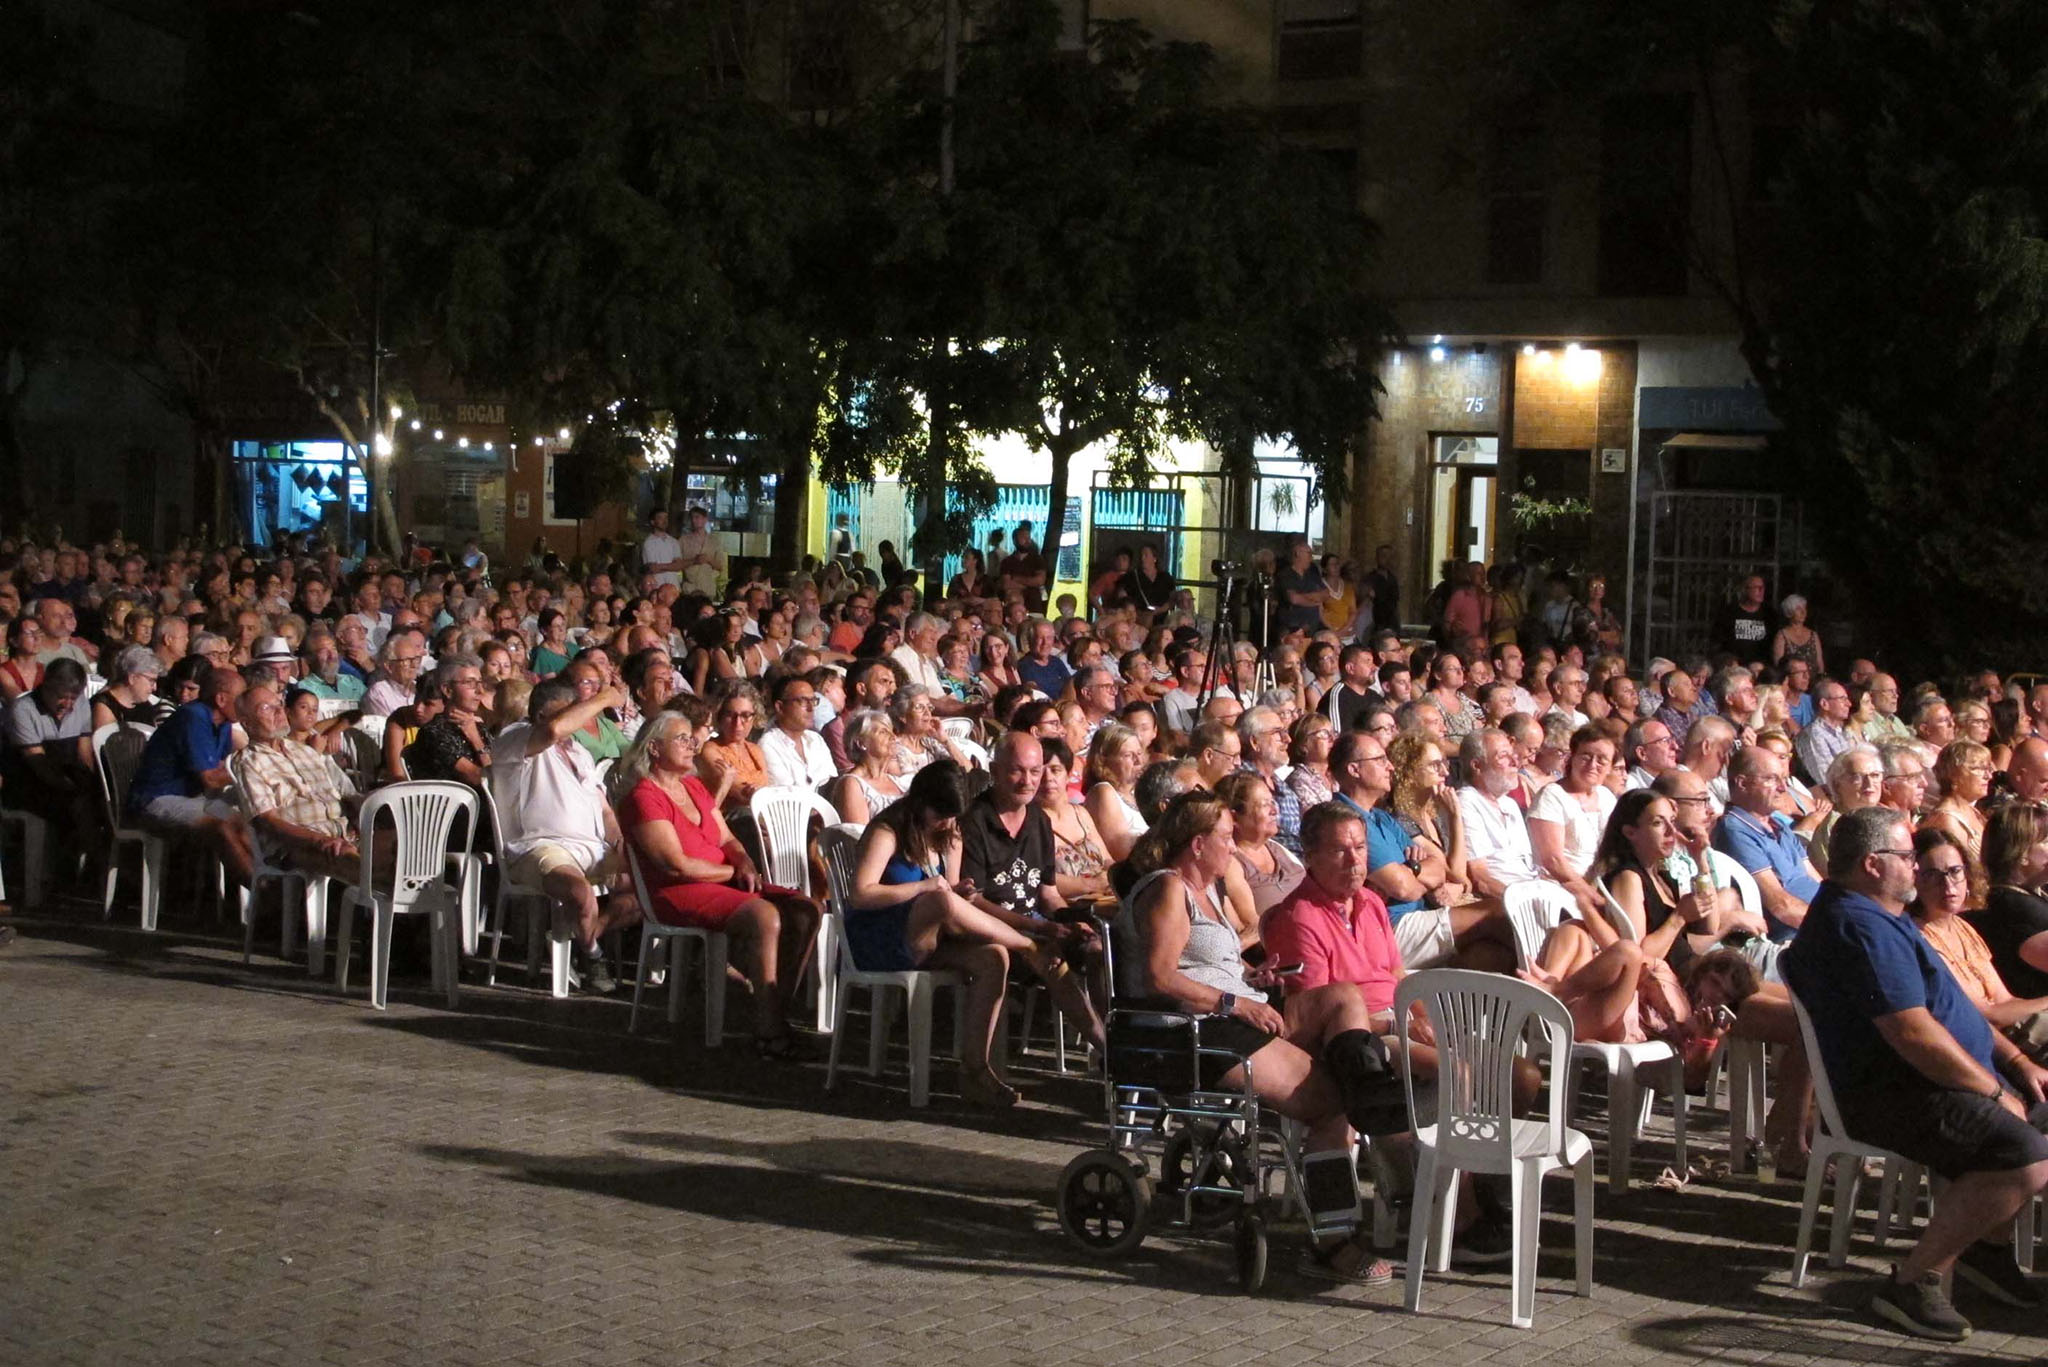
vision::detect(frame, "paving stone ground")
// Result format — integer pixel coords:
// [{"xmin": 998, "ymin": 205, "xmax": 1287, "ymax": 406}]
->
[{"xmin": 3, "ymin": 895, "xmax": 2046, "ymax": 1367}]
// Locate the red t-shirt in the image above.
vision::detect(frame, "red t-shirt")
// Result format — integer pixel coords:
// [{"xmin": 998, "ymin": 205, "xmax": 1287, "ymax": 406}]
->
[{"xmin": 1259, "ymin": 877, "xmax": 1402, "ymax": 1014}]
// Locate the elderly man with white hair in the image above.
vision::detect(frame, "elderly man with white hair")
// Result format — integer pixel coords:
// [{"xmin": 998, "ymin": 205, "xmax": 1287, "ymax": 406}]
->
[
  {"xmin": 362, "ymin": 627, "xmax": 428, "ymax": 717},
  {"xmin": 891, "ymin": 611, "xmax": 977, "ymax": 718}
]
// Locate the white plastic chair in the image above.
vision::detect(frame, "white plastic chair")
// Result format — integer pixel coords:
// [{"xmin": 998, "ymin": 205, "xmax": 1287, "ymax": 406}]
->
[
  {"xmin": 1502, "ymin": 880, "xmax": 1574, "ymax": 969},
  {"xmin": 1397, "ymin": 968, "xmax": 1594, "ymax": 1329},
  {"xmin": 481, "ymin": 773, "xmax": 570, "ymax": 998},
  {"xmin": 752, "ymin": 784, "xmax": 839, "ymax": 1029},
  {"xmin": 623, "ymin": 845, "xmax": 730, "ymax": 1046},
  {"xmin": 333, "ymin": 781, "xmax": 477, "ymax": 1010},
  {"xmin": 227, "ymin": 748, "xmax": 343, "ymax": 971},
  {"xmin": 1569, "ymin": 879, "xmax": 1690, "ymax": 1191},
  {"xmin": 91, "ymin": 723, "xmax": 168, "ymax": 931},
  {"xmin": 1786, "ymin": 988, "xmax": 1923, "ymax": 1286},
  {"xmin": 939, "ymin": 716, "xmax": 977, "ymax": 745},
  {"xmin": 819, "ymin": 824, "xmax": 965, "ymax": 1107},
  {"xmin": 953, "ymin": 737, "xmax": 991, "ymax": 771}
]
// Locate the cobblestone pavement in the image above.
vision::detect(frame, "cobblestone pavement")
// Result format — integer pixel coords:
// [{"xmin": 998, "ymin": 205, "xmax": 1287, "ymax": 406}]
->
[{"xmin": 3, "ymin": 899, "xmax": 2046, "ymax": 1367}]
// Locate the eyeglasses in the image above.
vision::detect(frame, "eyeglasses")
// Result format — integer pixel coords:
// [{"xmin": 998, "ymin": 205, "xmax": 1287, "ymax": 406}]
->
[
  {"xmin": 1920, "ymin": 864, "xmax": 1970, "ymax": 884},
  {"xmin": 1871, "ymin": 848, "xmax": 1917, "ymax": 860}
]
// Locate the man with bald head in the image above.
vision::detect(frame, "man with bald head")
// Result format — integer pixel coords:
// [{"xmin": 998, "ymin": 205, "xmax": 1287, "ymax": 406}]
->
[
  {"xmin": 1682, "ymin": 714, "xmax": 1739, "ymax": 818},
  {"xmin": 2008, "ymin": 738, "xmax": 2048, "ymax": 804},
  {"xmin": 1714, "ymin": 743, "xmax": 1822, "ymax": 944},
  {"xmin": 958, "ymin": 732, "xmax": 1102, "ymax": 1046}
]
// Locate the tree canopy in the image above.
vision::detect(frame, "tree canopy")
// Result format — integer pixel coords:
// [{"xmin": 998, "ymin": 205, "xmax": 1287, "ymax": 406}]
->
[{"xmin": 1522, "ymin": 0, "xmax": 2048, "ymax": 672}]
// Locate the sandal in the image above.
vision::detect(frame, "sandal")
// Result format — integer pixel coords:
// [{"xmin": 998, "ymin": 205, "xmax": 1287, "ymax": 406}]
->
[
  {"xmin": 961, "ymin": 1068, "xmax": 1019, "ymax": 1109},
  {"xmin": 1301, "ymin": 1235, "xmax": 1394, "ymax": 1286}
]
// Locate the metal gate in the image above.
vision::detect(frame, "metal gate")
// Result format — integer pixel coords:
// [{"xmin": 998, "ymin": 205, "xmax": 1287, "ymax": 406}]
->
[
  {"xmin": 1090, "ymin": 488, "xmax": 1186, "ymax": 581},
  {"xmin": 1640, "ymin": 491, "xmax": 1787, "ymax": 664},
  {"xmin": 943, "ymin": 485, "xmax": 1080, "ymax": 586},
  {"xmin": 826, "ymin": 484, "xmax": 862, "ymax": 561}
]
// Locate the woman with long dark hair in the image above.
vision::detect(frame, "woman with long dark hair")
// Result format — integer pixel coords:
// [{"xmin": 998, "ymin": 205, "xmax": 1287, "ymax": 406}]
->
[{"xmin": 846, "ymin": 762, "xmax": 1049, "ymax": 1107}]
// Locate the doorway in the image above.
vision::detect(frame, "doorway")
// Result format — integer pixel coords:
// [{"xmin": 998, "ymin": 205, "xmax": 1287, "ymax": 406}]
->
[{"xmin": 1428, "ymin": 434, "xmax": 1499, "ymax": 581}]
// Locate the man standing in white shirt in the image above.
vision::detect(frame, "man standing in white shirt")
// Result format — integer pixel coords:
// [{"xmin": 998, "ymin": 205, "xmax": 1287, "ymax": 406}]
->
[
  {"xmin": 490, "ymin": 676, "xmax": 641, "ymax": 994},
  {"xmin": 760, "ymin": 675, "xmax": 836, "ymax": 789},
  {"xmin": 640, "ymin": 508, "xmax": 685, "ymax": 591}
]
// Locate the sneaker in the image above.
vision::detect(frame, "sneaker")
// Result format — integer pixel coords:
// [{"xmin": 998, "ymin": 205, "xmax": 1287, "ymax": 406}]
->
[
  {"xmin": 1871, "ymin": 1266, "xmax": 1971, "ymax": 1342},
  {"xmin": 576, "ymin": 943, "xmax": 617, "ymax": 995},
  {"xmin": 1450, "ymin": 1213, "xmax": 1514, "ymax": 1267},
  {"xmin": 1955, "ymin": 1241, "xmax": 2043, "ymax": 1309}
]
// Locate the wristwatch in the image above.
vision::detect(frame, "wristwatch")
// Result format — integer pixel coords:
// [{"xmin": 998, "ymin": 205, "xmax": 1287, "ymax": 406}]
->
[{"xmin": 1215, "ymin": 992, "xmax": 1237, "ymax": 1019}]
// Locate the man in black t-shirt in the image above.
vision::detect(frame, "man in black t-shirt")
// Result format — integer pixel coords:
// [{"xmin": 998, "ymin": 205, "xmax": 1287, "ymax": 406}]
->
[
  {"xmin": 1274, "ymin": 538, "xmax": 1327, "ymax": 635},
  {"xmin": 1363, "ymin": 543, "xmax": 1401, "ymax": 635},
  {"xmin": 961, "ymin": 732, "xmax": 1061, "ymax": 923},
  {"xmin": 1714, "ymin": 574, "xmax": 1776, "ymax": 664},
  {"xmin": 959, "ymin": 732, "xmax": 1105, "ymax": 1048}
]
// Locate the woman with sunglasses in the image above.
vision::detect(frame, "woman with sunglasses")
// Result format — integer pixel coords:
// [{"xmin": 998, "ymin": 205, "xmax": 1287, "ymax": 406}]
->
[{"xmin": 1913, "ymin": 827, "xmax": 2048, "ymax": 1065}]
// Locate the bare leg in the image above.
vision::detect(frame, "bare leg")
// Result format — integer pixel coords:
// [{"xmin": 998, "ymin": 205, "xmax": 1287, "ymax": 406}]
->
[
  {"xmin": 1282, "ymin": 981, "xmax": 1375, "ymax": 1055},
  {"xmin": 1221, "ymin": 1036, "xmax": 1349, "ymax": 1150},
  {"xmin": 725, "ymin": 897, "xmax": 788, "ymax": 1029},
  {"xmin": 923, "ymin": 939, "xmax": 1010, "ymax": 1074},
  {"xmin": 1734, "ymin": 990, "xmax": 1814, "ymax": 1164},
  {"xmin": 1899, "ymin": 1161, "xmax": 2048, "ymax": 1281},
  {"xmin": 900, "ymin": 885, "xmax": 1039, "ymax": 962},
  {"xmin": 1528, "ymin": 918, "xmax": 1602, "ymax": 982},
  {"xmin": 542, "ymin": 867, "xmax": 601, "ymax": 947},
  {"xmin": 1533, "ymin": 934, "xmax": 1645, "ymax": 1043}
]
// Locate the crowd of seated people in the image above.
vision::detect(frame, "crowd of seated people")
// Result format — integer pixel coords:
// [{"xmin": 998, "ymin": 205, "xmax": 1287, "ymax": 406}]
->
[{"xmin": 10, "ymin": 521, "xmax": 2048, "ymax": 1333}]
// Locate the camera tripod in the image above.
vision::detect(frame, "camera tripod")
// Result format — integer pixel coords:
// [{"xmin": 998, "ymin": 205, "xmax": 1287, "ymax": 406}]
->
[{"xmin": 1197, "ymin": 568, "xmax": 1275, "ymax": 706}]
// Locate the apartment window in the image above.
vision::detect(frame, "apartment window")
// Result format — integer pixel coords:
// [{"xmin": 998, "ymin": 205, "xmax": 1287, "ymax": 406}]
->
[
  {"xmin": 1597, "ymin": 93, "xmax": 1693, "ymax": 297},
  {"xmin": 1278, "ymin": 0, "xmax": 1362, "ymax": 82},
  {"xmin": 1484, "ymin": 119, "xmax": 1547, "ymax": 286}
]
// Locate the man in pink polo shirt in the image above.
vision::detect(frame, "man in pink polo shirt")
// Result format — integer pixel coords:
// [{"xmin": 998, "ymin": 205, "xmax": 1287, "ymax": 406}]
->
[
  {"xmin": 1264, "ymin": 800, "xmax": 1536, "ymax": 1265},
  {"xmin": 1261, "ymin": 802, "xmax": 1403, "ymax": 1016}
]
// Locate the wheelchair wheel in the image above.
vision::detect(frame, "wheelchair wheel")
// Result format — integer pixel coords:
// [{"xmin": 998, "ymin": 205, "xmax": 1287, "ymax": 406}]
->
[
  {"xmin": 1234, "ymin": 1212, "xmax": 1268, "ymax": 1293},
  {"xmin": 1057, "ymin": 1150, "xmax": 1152, "ymax": 1257}
]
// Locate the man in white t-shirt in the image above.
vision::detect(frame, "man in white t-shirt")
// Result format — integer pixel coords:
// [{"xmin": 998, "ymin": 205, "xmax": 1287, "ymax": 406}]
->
[
  {"xmin": 1455, "ymin": 726, "xmax": 1549, "ymax": 893},
  {"xmin": 760, "ymin": 674, "xmax": 836, "ymax": 789},
  {"xmin": 640, "ymin": 508, "xmax": 685, "ymax": 591},
  {"xmin": 490, "ymin": 676, "xmax": 641, "ymax": 994}
]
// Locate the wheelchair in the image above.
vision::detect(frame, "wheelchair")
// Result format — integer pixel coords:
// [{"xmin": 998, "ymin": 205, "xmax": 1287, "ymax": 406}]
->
[{"xmin": 1053, "ymin": 919, "xmax": 1374, "ymax": 1293}]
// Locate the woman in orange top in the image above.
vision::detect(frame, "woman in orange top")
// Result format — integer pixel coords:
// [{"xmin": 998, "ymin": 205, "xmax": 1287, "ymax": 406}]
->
[{"xmin": 696, "ymin": 686, "xmax": 770, "ymax": 811}]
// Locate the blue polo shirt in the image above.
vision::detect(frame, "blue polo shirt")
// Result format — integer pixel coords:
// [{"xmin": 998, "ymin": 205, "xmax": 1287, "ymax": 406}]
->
[
  {"xmin": 127, "ymin": 701, "xmax": 235, "ymax": 812},
  {"xmin": 1339, "ymin": 793, "xmax": 1426, "ymax": 923},
  {"xmin": 1714, "ymin": 806, "xmax": 1820, "ymax": 941},
  {"xmin": 1017, "ymin": 654, "xmax": 1073, "ymax": 698},
  {"xmin": 1782, "ymin": 882, "xmax": 1995, "ymax": 1098}
]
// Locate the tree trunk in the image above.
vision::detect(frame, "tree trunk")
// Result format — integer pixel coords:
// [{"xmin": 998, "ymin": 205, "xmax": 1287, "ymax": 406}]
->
[
  {"xmin": 773, "ymin": 436, "xmax": 809, "ymax": 575},
  {"xmin": 1041, "ymin": 432, "xmax": 1081, "ymax": 601}
]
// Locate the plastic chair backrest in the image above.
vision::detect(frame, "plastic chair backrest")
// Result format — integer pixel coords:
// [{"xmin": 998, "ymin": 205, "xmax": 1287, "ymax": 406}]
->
[
  {"xmin": 940, "ymin": 717, "xmax": 976, "ymax": 744},
  {"xmin": 1397, "ymin": 967, "xmax": 1574, "ymax": 1168},
  {"xmin": 1593, "ymin": 878, "xmax": 1642, "ymax": 942},
  {"xmin": 751, "ymin": 785, "xmax": 838, "ymax": 895},
  {"xmin": 1710, "ymin": 851, "xmax": 1763, "ymax": 916},
  {"xmin": 92, "ymin": 722, "xmax": 153, "ymax": 825},
  {"xmin": 1786, "ymin": 988, "xmax": 1851, "ymax": 1143},
  {"xmin": 624, "ymin": 842, "xmax": 657, "ymax": 913},
  {"xmin": 817, "ymin": 822, "xmax": 862, "ymax": 914},
  {"xmin": 1502, "ymin": 880, "xmax": 1567, "ymax": 967},
  {"xmin": 355, "ymin": 781, "xmax": 477, "ymax": 911},
  {"xmin": 954, "ymin": 737, "xmax": 991, "ymax": 771},
  {"xmin": 341, "ymin": 728, "xmax": 381, "ymax": 788}
]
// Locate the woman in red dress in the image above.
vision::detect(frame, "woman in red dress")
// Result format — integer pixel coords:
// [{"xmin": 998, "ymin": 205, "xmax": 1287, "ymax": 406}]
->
[{"xmin": 617, "ymin": 712, "xmax": 821, "ymax": 1057}]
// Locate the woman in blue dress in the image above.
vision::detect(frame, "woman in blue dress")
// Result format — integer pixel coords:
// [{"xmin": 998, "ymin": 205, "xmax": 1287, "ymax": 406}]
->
[{"xmin": 847, "ymin": 761, "xmax": 1056, "ymax": 1107}]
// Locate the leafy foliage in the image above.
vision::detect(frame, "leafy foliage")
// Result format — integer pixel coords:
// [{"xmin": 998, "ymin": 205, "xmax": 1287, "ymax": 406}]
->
[{"xmin": 1523, "ymin": 0, "xmax": 2048, "ymax": 671}]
